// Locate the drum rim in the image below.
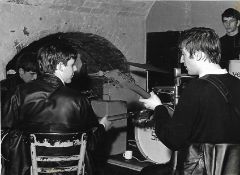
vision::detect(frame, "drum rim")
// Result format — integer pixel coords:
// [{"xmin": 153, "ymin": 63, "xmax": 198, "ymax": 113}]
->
[
  {"xmin": 134, "ymin": 106, "xmax": 173, "ymax": 164},
  {"xmin": 134, "ymin": 127, "xmax": 158, "ymax": 164}
]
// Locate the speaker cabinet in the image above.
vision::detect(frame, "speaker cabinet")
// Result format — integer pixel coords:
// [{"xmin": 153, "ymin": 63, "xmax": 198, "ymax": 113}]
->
[{"xmin": 91, "ymin": 100, "xmax": 127, "ymax": 155}]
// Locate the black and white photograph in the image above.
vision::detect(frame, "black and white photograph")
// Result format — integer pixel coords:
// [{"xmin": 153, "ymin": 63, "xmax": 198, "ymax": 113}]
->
[{"xmin": 1, "ymin": 1, "xmax": 240, "ymax": 175}]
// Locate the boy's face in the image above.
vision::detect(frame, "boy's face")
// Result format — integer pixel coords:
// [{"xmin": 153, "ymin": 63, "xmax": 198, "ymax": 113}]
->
[
  {"xmin": 222, "ymin": 17, "xmax": 239, "ymax": 35},
  {"xmin": 61, "ymin": 58, "xmax": 77, "ymax": 84},
  {"xmin": 180, "ymin": 48, "xmax": 199, "ymax": 75},
  {"xmin": 19, "ymin": 68, "xmax": 37, "ymax": 83}
]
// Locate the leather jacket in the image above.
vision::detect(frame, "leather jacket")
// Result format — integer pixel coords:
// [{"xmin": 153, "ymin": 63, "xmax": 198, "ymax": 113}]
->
[
  {"xmin": 0, "ymin": 74, "xmax": 24, "ymax": 109},
  {"xmin": 177, "ymin": 143, "xmax": 240, "ymax": 175},
  {"xmin": 1, "ymin": 74, "xmax": 105, "ymax": 175}
]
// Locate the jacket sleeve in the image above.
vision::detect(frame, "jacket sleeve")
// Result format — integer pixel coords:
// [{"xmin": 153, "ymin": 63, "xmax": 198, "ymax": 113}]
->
[
  {"xmin": 80, "ymin": 97, "xmax": 106, "ymax": 151},
  {"xmin": 1, "ymin": 87, "xmax": 21, "ymax": 130}
]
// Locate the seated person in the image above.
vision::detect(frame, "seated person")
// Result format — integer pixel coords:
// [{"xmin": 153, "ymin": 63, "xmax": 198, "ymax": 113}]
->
[
  {"xmin": 1, "ymin": 40, "xmax": 112, "ymax": 175},
  {"xmin": 1, "ymin": 52, "xmax": 38, "ymax": 106}
]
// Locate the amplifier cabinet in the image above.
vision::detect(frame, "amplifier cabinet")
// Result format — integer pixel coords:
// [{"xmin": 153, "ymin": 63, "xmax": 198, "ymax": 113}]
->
[{"xmin": 91, "ymin": 100, "xmax": 127, "ymax": 155}]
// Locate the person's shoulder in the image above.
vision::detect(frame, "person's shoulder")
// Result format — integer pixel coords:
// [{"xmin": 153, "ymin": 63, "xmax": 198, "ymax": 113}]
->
[
  {"xmin": 0, "ymin": 75, "xmax": 22, "ymax": 90},
  {"xmin": 220, "ymin": 34, "xmax": 228, "ymax": 41},
  {"xmin": 186, "ymin": 77, "xmax": 209, "ymax": 86},
  {"xmin": 227, "ymin": 73, "xmax": 240, "ymax": 84},
  {"xmin": 183, "ymin": 77, "xmax": 213, "ymax": 92},
  {"xmin": 199, "ymin": 74, "xmax": 240, "ymax": 89},
  {"xmin": 236, "ymin": 32, "xmax": 240, "ymax": 40}
]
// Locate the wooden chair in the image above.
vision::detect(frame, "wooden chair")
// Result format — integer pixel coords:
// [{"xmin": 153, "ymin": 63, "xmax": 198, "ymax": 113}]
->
[{"xmin": 29, "ymin": 132, "xmax": 87, "ymax": 175}]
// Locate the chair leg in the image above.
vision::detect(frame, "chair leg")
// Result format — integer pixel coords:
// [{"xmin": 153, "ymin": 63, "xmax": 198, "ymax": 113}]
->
[
  {"xmin": 83, "ymin": 164, "xmax": 85, "ymax": 175},
  {"xmin": 30, "ymin": 166, "xmax": 33, "ymax": 175}
]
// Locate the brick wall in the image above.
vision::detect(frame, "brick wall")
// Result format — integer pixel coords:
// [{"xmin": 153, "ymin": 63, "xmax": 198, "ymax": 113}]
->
[
  {"xmin": 0, "ymin": 0, "xmax": 155, "ymax": 109},
  {"xmin": 0, "ymin": 0, "xmax": 154, "ymax": 80}
]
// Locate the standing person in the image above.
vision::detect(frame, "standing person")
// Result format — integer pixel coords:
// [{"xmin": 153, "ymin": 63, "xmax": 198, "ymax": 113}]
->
[
  {"xmin": 219, "ymin": 8, "xmax": 240, "ymax": 69},
  {"xmin": 1, "ymin": 41, "xmax": 112, "ymax": 175},
  {"xmin": 1, "ymin": 52, "xmax": 38, "ymax": 107},
  {"xmin": 139, "ymin": 27, "xmax": 240, "ymax": 174}
]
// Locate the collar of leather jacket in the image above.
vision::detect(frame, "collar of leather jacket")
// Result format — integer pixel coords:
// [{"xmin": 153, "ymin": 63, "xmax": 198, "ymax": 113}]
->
[{"xmin": 38, "ymin": 74, "xmax": 64, "ymax": 89}]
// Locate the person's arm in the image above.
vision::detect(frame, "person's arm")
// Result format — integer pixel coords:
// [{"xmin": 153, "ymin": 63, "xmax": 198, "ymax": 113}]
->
[
  {"xmin": 80, "ymin": 97, "xmax": 111, "ymax": 151},
  {"xmin": 1, "ymin": 87, "xmax": 21, "ymax": 130},
  {"xmin": 154, "ymin": 81, "xmax": 200, "ymax": 150}
]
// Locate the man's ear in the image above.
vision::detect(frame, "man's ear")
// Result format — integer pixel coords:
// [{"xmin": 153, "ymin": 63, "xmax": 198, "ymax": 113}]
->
[
  {"xmin": 194, "ymin": 51, "xmax": 205, "ymax": 61},
  {"xmin": 56, "ymin": 62, "xmax": 65, "ymax": 72},
  {"xmin": 237, "ymin": 20, "xmax": 240, "ymax": 27}
]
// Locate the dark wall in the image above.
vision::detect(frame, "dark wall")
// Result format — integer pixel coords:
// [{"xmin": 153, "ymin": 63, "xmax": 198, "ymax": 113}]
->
[{"xmin": 147, "ymin": 31, "xmax": 181, "ymax": 89}]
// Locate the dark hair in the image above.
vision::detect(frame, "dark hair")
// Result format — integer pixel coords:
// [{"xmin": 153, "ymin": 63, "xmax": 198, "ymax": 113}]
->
[
  {"xmin": 16, "ymin": 52, "xmax": 39, "ymax": 72},
  {"xmin": 179, "ymin": 27, "xmax": 221, "ymax": 64},
  {"xmin": 221, "ymin": 8, "xmax": 240, "ymax": 21},
  {"xmin": 37, "ymin": 40, "xmax": 77, "ymax": 74}
]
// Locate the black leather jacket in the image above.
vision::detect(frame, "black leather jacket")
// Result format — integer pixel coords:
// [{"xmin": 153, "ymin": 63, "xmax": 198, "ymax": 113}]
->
[
  {"xmin": 1, "ymin": 74, "xmax": 105, "ymax": 175},
  {"xmin": 0, "ymin": 74, "xmax": 24, "ymax": 110},
  {"xmin": 177, "ymin": 143, "xmax": 240, "ymax": 175}
]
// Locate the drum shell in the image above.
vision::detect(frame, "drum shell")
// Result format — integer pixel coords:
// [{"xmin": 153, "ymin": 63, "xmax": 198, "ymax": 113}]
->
[
  {"xmin": 127, "ymin": 106, "xmax": 173, "ymax": 164},
  {"xmin": 134, "ymin": 127, "xmax": 172, "ymax": 164}
]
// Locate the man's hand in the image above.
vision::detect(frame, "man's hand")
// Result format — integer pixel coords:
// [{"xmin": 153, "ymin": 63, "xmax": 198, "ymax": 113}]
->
[
  {"xmin": 139, "ymin": 91, "xmax": 162, "ymax": 110},
  {"xmin": 99, "ymin": 116, "xmax": 112, "ymax": 131}
]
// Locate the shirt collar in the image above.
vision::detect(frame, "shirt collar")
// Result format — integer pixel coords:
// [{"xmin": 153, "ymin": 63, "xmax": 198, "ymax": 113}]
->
[{"xmin": 199, "ymin": 68, "xmax": 228, "ymax": 77}]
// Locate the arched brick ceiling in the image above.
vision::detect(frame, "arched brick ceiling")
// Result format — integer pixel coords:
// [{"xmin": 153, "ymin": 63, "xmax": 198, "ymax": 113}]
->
[
  {"xmin": 62, "ymin": 32, "xmax": 129, "ymax": 73},
  {"xmin": 4, "ymin": 0, "xmax": 154, "ymax": 18},
  {"xmin": 8, "ymin": 32, "xmax": 132, "ymax": 98},
  {"xmin": 9, "ymin": 32, "xmax": 129, "ymax": 73}
]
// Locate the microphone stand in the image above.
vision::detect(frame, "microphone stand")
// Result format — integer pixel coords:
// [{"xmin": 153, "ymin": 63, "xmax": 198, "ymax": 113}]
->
[
  {"xmin": 172, "ymin": 68, "xmax": 181, "ymax": 173},
  {"xmin": 174, "ymin": 68, "xmax": 181, "ymax": 107}
]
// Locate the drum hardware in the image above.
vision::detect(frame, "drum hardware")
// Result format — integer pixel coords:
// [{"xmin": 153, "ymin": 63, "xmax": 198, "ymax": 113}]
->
[
  {"xmin": 180, "ymin": 74, "xmax": 196, "ymax": 78},
  {"xmin": 152, "ymin": 86, "xmax": 175, "ymax": 92},
  {"xmin": 129, "ymin": 109, "xmax": 154, "ymax": 128},
  {"xmin": 152, "ymin": 86, "xmax": 175, "ymax": 106},
  {"xmin": 174, "ymin": 68, "xmax": 181, "ymax": 106},
  {"xmin": 131, "ymin": 106, "xmax": 173, "ymax": 164}
]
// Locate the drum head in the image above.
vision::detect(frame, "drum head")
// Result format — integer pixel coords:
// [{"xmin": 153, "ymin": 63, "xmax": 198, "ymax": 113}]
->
[{"xmin": 134, "ymin": 127, "xmax": 172, "ymax": 164}]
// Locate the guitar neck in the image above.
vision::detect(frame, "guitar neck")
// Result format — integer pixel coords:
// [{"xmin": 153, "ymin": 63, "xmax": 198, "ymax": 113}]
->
[
  {"xmin": 128, "ymin": 83, "xmax": 151, "ymax": 99},
  {"xmin": 103, "ymin": 69, "xmax": 151, "ymax": 99}
]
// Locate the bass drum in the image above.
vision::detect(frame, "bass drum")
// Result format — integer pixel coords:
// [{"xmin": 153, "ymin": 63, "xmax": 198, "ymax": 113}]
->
[{"xmin": 134, "ymin": 106, "xmax": 173, "ymax": 164}]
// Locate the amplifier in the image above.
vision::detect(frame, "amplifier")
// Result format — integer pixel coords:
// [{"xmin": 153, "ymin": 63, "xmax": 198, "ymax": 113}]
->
[{"xmin": 91, "ymin": 100, "xmax": 127, "ymax": 155}]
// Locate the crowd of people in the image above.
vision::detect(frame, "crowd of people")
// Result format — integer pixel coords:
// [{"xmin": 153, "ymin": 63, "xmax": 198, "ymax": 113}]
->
[{"xmin": 1, "ymin": 7, "xmax": 240, "ymax": 175}]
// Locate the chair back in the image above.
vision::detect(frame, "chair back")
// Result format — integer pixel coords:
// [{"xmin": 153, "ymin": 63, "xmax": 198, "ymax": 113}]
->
[{"xmin": 29, "ymin": 132, "xmax": 87, "ymax": 175}]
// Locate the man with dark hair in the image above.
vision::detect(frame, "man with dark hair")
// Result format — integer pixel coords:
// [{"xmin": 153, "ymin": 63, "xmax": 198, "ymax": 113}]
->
[
  {"xmin": 139, "ymin": 27, "xmax": 240, "ymax": 174},
  {"xmin": 1, "ymin": 52, "xmax": 38, "ymax": 108},
  {"xmin": 1, "ymin": 41, "xmax": 111, "ymax": 175},
  {"xmin": 220, "ymin": 8, "xmax": 240, "ymax": 69}
]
